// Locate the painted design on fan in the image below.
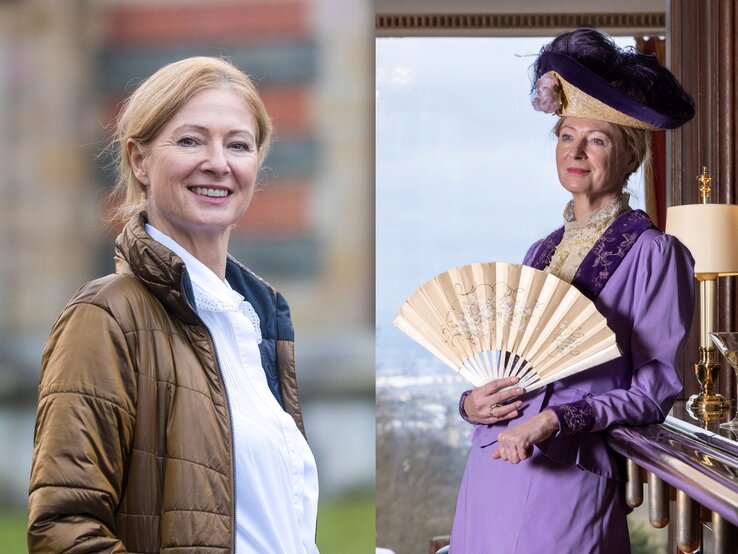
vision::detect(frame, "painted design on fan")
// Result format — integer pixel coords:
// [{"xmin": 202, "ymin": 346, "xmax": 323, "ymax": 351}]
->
[
  {"xmin": 441, "ymin": 282, "xmax": 540, "ymax": 346},
  {"xmin": 394, "ymin": 262, "xmax": 622, "ymax": 392},
  {"xmin": 550, "ymin": 321, "xmax": 585, "ymax": 357}
]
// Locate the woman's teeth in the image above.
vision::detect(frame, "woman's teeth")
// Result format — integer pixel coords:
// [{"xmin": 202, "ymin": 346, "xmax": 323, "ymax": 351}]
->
[{"xmin": 191, "ymin": 187, "xmax": 229, "ymax": 197}]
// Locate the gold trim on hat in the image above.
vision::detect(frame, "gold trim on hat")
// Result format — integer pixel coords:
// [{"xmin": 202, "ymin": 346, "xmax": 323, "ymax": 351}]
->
[{"xmin": 551, "ymin": 71, "xmax": 660, "ymax": 131}]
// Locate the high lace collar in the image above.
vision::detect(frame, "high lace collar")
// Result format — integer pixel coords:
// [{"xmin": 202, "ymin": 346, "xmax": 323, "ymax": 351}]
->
[
  {"xmin": 546, "ymin": 193, "xmax": 631, "ymax": 282},
  {"xmin": 563, "ymin": 192, "xmax": 630, "ymax": 227}
]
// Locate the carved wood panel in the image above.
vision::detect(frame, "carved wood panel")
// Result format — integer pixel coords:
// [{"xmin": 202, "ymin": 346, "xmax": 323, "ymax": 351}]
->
[{"xmin": 376, "ymin": 12, "xmax": 665, "ymax": 32}]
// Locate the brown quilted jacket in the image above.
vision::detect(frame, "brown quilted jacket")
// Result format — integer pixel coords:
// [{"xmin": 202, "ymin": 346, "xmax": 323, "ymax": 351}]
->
[{"xmin": 28, "ymin": 214, "xmax": 305, "ymax": 553}]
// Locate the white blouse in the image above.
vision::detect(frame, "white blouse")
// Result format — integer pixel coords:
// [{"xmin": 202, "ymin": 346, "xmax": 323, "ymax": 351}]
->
[{"xmin": 146, "ymin": 225, "xmax": 319, "ymax": 554}]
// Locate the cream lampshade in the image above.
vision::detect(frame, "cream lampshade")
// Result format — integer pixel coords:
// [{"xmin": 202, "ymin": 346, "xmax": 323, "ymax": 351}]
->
[
  {"xmin": 666, "ymin": 204, "xmax": 738, "ymax": 276},
  {"xmin": 665, "ymin": 170, "xmax": 738, "ymax": 420}
]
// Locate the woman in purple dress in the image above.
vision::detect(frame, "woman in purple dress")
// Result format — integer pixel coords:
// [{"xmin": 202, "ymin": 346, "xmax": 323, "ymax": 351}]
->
[{"xmin": 449, "ymin": 29, "xmax": 697, "ymax": 553}]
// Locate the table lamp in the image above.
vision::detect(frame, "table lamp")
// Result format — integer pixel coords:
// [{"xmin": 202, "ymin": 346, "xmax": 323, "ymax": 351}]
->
[{"xmin": 665, "ymin": 167, "xmax": 738, "ymax": 420}]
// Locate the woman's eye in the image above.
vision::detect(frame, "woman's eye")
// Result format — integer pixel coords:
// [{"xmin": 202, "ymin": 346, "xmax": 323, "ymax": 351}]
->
[
  {"xmin": 590, "ymin": 137, "xmax": 606, "ymax": 146},
  {"xmin": 177, "ymin": 137, "xmax": 199, "ymax": 147},
  {"xmin": 230, "ymin": 142, "xmax": 253, "ymax": 152},
  {"xmin": 559, "ymin": 133, "xmax": 572, "ymax": 142}
]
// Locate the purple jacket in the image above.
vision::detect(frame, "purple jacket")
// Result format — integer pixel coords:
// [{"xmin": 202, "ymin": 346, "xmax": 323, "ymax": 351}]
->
[{"xmin": 467, "ymin": 224, "xmax": 695, "ymax": 480}]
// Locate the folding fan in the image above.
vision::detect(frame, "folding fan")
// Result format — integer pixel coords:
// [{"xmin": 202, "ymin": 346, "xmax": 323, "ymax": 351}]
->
[{"xmin": 394, "ymin": 262, "xmax": 621, "ymax": 392}]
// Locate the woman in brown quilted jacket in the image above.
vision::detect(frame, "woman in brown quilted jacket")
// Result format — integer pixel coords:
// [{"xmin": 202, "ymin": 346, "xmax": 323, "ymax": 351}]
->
[{"xmin": 28, "ymin": 57, "xmax": 319, "ymax": 554}]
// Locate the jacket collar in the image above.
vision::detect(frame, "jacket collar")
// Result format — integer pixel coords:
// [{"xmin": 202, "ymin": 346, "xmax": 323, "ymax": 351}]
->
[{"xmin": 114, "ymin": 212, "xmax": 202, "ymax": 325}]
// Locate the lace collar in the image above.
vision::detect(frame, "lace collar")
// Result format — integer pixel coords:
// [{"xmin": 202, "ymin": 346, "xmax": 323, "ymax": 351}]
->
[
  {"xmin": 546, "ymin": 193, "xmax": 631, "ymax": 282},
  {"xmin": 563, "ymin": 192, "xmax": 630, "ymax": 226},
  {"xmin": 145, "ymin": 224, "xmax": 262, "ymax": 342}
]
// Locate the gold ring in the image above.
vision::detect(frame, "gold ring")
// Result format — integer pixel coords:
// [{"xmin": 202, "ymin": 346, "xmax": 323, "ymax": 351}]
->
[{"xmin": 489, "ymin": 403, "xmax": 503, "ymax": 417}]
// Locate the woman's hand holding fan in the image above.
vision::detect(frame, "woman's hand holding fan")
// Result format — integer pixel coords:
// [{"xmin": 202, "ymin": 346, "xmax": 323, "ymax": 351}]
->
[{"xmin": 462, "ymin": 376, "xmax": 525, "ymax": 425}]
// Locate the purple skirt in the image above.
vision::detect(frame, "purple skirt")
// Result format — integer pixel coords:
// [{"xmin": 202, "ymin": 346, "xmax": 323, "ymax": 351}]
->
[{"xmin": 449, "ymin": 444, "xmax": 630, "ymax": 554}]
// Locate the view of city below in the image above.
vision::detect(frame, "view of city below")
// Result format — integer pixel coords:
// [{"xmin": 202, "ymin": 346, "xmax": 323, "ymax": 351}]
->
[{"xmin": 376, "ymin": 321, "xmax": 471, "ymax": 553}]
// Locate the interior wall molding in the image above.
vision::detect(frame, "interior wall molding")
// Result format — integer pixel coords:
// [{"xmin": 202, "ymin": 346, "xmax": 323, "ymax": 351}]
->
[{"xmin": 376, "ymin": 12, "xmax": 665, "ymax": 33}]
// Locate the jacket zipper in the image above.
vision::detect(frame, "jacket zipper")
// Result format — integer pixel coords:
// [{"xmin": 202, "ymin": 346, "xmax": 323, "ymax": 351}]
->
[
  {"xmin": 206, "ymin": 325, "xmax": 238, "ymax": 554},
  {"xmin": 183, "ymin": 286, "xmax": 238, "ymax": 553}
]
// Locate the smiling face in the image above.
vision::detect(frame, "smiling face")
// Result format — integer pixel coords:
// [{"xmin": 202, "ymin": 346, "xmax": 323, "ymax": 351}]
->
[
  {"xmin": 555, "ymin": 117, "xmax": 635, "ymax": 213},
  {"xmin": 128, "ymin": 86, "xmax": 259, "ymax": 250}
]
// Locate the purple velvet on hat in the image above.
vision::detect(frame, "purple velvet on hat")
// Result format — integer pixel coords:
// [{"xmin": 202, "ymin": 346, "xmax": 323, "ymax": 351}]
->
[
  {"xmin": 539, "ymin": 52, "xmax": 691, "ymax": 129},
  {"xmin": 532, "ymin": 28, "xmax": 695, "ymax": 130}
]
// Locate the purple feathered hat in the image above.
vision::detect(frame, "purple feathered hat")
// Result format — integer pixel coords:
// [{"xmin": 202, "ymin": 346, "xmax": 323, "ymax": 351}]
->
[{"xmin": 531, "ymin": 29, "xmax": 695, "ymax": 130}]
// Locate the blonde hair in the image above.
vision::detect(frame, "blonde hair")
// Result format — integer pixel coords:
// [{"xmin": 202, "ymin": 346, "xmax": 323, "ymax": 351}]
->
[{"xmin": 109, "ymin": 56, "xmax": 273, "ymax": 222}]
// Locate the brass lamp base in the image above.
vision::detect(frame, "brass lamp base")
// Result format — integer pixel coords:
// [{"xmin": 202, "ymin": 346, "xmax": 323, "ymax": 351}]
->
[
  {"xmin": 685, "ymin": 356, "xmax": 731, "ymax": 421},
  {"xmin": 686, "ymin": 392, "xmax": 730, "ymax": 421}
]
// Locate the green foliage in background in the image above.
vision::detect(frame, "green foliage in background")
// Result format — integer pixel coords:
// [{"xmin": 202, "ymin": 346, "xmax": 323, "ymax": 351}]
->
[
  {"xmin": 0, "ymin": 496, "xmax": 668, "ymax": 554},
  {"xmin": 1, "ymin": 493, "xmax": 376, "ymax": 554},
  {"xmin": 629, "ymin": 509, "xmax": 668, "ymax": 554},
  {"xmin": 0, "ymin": 512, "xmax": 26, "ymax": 554},
  {"xmin": 317, "ymin": 491, "xmax": 375, "ymax": 554}
]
